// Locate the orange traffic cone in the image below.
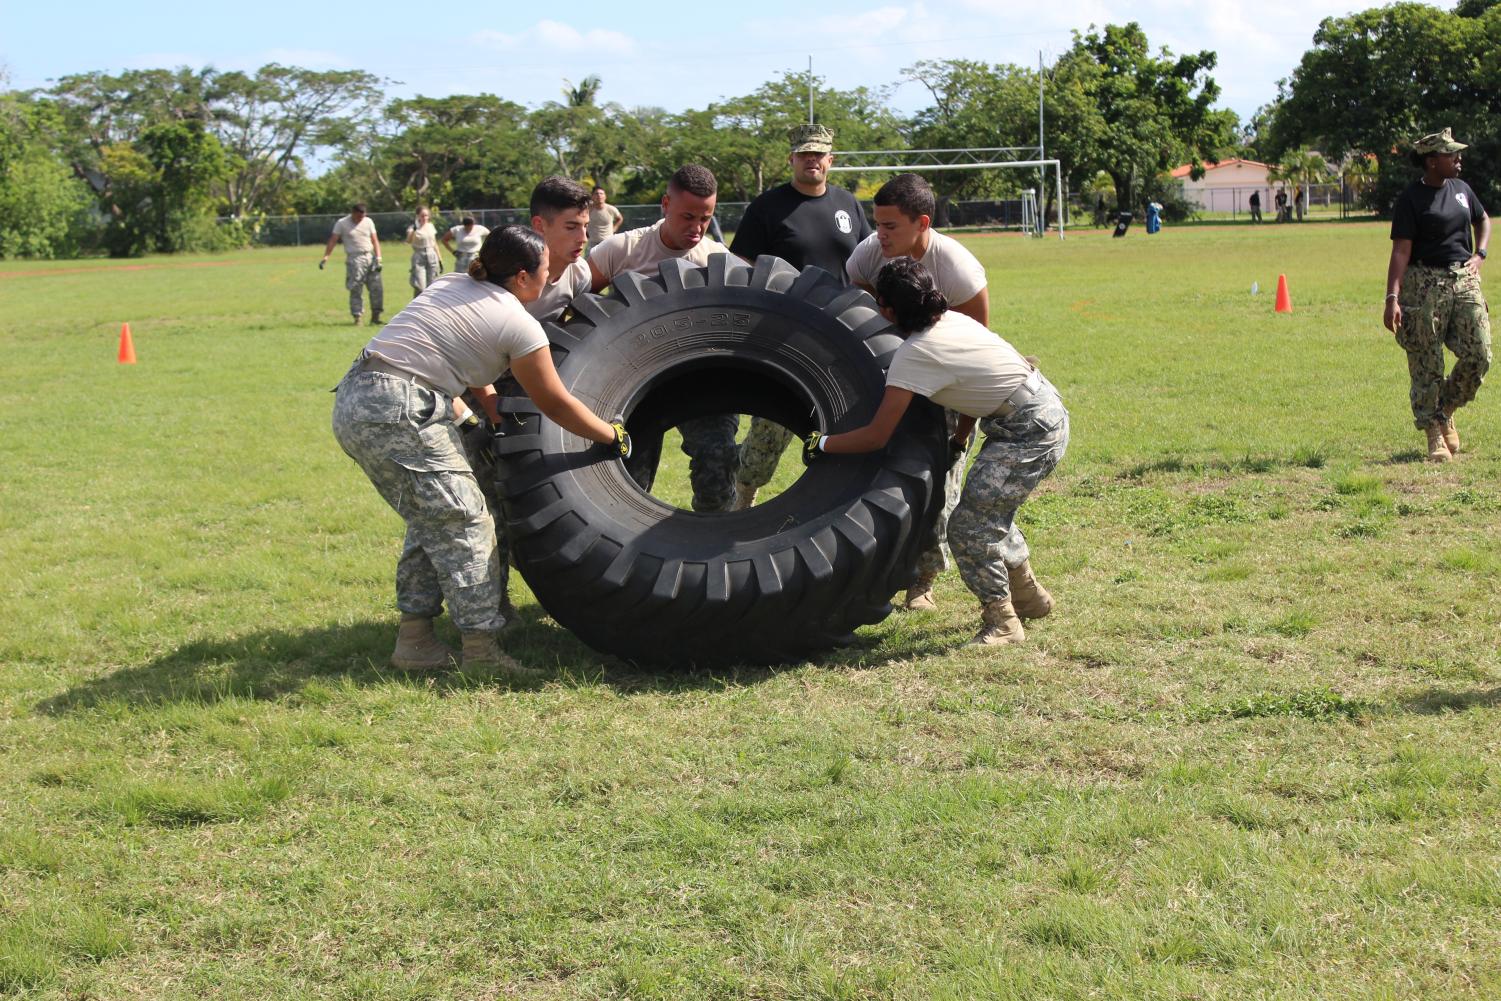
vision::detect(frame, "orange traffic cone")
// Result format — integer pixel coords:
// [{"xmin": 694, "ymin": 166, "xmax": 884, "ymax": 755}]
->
[
  {"xmin": 117, "ymin": 322, "xmax": 136, "ymax": 364},
  {"xmin": 1274, "ymin": 274, "xmax": 1292, "ymax": 313}
]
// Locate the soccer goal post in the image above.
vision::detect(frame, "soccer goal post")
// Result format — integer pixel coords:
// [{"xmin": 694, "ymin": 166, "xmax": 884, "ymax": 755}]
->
[{"xmin": 827, "ymin": 149, "xmax": 1066, "ymax": 240}]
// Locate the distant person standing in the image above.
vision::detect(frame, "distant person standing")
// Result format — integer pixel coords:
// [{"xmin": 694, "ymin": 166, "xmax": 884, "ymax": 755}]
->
[
  {"xmin": 728, "ymin": 124, "xmax": 872, "ymax": 510},
  {"xmin": 586, "ymin": 186, "xmax": 624, "ymax": 252},
  {"xmin": 1274, "ymin": 188, "xmax": 1288, "ymax": 222},
  {"xmin": 405, "ymin": 206, "xmax": 441, "ymax": 293},
  {"xmin": 1383, "ymin": 127, "xmax": 1491, "ymax": 462},
  {"xmin": 1094, "ymin": 195, "xmax": 1108, "ymax": 228},
  {"xmin": 1294, "ymin": 185, "xmax": 1306, "ymax": 222},
  {"xmin": 1248, "ymin": 189, "xmax": 1262, "ymax": 223},
  {"xmin": 443, "ymin": 216, "xmax": 490, "ymax": 275},
  {"xmin": 320, "ymin": 203, "xmax": 384, "ymax": 325},
  {"xmin": 845, "ymin": 172, "xmax": 990, "ymax": 612}
]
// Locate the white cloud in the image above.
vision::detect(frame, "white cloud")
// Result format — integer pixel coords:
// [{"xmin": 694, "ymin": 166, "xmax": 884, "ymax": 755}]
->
[{"xmin": 472, "ymin": 20, "xmax": 637, "ymax": 57}]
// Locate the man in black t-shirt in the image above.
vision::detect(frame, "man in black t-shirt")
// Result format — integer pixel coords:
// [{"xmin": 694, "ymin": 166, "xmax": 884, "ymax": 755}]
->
[
  {"xmin": 729, "ymin": 124, "xmax": 872, "ymax": 509},
  {"xmin": 1383, "ymin": 127, "xmax": 1492, "ymax": 461}
]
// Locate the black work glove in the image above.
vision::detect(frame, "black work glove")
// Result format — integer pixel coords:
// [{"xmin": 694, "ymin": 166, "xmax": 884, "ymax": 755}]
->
[
  {"xmin": 318, "ymin": 259, "xmax": 326, "ymax": 270},
  {"xmin": 947, "ymin": 434, "xmax": 970, "ymax": 470},
  {"xmin": 370, "ymin": 258, "xmax": 383, "ymax": 274},
  {"xmin": 802, "ymin": 431, "xmax": 825, "ymax": 466},
  {"xmin": 610, "ymin": 420, "xmax": 632, "ymax": 459}
]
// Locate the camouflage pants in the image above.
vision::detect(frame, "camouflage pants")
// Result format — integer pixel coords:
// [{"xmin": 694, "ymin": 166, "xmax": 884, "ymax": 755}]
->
[
  {"xmin": 948, "ymin": 384, "xmax": 1069, "ymax": 605},
  {"xmin": 453, "ymin": 252, "xmax": 475, "ymax": 275},
  {"xmin": 331, "ymin": 366, "xmax": 504, "ymax": 633},
  {"xmin": 345, "ymin": 253, "xmax": 385, "ymax": 318},
  {"xmin": 625, "ymin": 415, "xmax": 741, "ymax": 512},
  {"xmin": 409, "ymin": 249, "xmax": 441, "ymax": 293},
  {"xmin": 737, "ymin": 417, "xmax": 794, "ymax": 489},
  {"xmin": 912, "ymin": 408, "xmax": 975, "ymax": 584},
  {"xmin": 457, "ymin": 411, "xmax": 513, "ymax": 614},
  {"xmin": 1397, "ymin": 264, "xmax": 1491, "ymax": 428}
]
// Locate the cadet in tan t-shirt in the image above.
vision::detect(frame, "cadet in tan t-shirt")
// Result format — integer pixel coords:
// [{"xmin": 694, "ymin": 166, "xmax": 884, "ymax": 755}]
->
[
  {"xmin": 811, "ymin": 258, "xmax": 1068, "ymax": 649},
  {"xmin": 846, "ymin": 172, "xmax": 992, "ymax": 608},
  {"xmin": 320, "ymin": 202, "xmax": 385, "ymax": 324},
  {"xmin": 332, "ymin": 225, "xmax": 627, "ymax": 673},
  {"xmin": 586, "ymin": 164, "xmax": 741, "ymax": 513},
  {"xmin": 586, "ymin": 186, "xmax": 625, "ymax": 250},
  {"xmin": 526, "ymin": 176, "xmax": 595, "ymax": 323},
  {"xmin": 405, "ymin": 206, "xmax": 441, "ymax": 293}
]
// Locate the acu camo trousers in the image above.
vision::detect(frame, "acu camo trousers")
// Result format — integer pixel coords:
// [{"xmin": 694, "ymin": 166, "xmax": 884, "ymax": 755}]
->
[
  {"xmin": 409, "ymin": 249, "xmax": 441, "ymax": 293},
  {"xmin": 1397, "ymin": 263, "xmax": 1491, "ymax": 428},
  {"xmin": 947, "ymin": 381, "xmax": 1069, "ymax": 605},
  {"xmin": 332, "ymin": 365, "xmax": 504, "ymax": 633},
  {"xmin": 345, "ymin": 252, "xmax": 385, "ymax": 318}
]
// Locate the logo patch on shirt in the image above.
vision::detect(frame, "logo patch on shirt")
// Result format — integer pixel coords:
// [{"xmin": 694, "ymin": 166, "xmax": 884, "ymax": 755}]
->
[
  {"xmin": 835, "ymin": 210, "xmax": 852, "ymax": 234},
  {"xmin": 1457, "ymin": 192, "xmax": 1470, "ymax": 211}
]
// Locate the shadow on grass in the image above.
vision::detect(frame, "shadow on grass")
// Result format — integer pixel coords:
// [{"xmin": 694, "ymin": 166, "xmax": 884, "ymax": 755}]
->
[
  {"xmin": 1400, "ymin": 686, "xmax": 1501, "ymax": 714},
  {"xmin": 36, "ymin": 605, "xmax": 955, "ymax": 713},
  {"xmin": 1384, "ymin": 449, "xmax": 1426, "ymax": 465}
]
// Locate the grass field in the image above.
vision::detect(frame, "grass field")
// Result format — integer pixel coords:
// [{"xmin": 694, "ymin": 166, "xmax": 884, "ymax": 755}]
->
[{"xmin": 2, "ymin": 224, "xmax": 1499, "ymax": 999}]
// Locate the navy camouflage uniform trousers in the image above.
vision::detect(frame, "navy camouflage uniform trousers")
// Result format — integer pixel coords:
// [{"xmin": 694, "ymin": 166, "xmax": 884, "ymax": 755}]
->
[
  {"xmin": 1396, "ymin": 263, "xmax": 1491, "ymax": 428},
  {"xmin": 947, "ymin": 377, "xmax": 1069, "ymax": 605},
  {"xmin": 332, "ymin": 361, "xmax": 505, "ymax": 634},
  {"xmin": 345, "ymin": 252, "xmax": 385, "ymax": 319}
]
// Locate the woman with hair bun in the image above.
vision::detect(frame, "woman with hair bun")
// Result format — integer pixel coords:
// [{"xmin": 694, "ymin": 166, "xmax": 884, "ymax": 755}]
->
[
  {"xmin": 332, "ymin": 225, "xmax": 629, "ymax": 674},
  {"xmin": 806, "ymin": 257, "xmax": 1069, "ymax": 647}
]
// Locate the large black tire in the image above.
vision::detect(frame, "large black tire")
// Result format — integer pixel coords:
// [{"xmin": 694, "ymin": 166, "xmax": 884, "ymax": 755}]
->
[{"xmin": 494, "ymin": 253, "xmax": 947, "ymax": 666}]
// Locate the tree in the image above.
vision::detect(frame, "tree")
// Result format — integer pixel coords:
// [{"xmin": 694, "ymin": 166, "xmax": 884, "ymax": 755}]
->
[
  {"xmin": 1049, "ymin": 23, "xmax": 1236, "ymax": 211},
  {"xmin": 208, "ymin": 65, "xmax": 385, "ymax": 218},
  {"xmin": 1266, "ymin": 3, "xmax": 1501, "ymax": 214},
  {"xmin": 0, "ymin": 90, "xmax": 92, "ymax": 258},
  {"xmin": 903, "ymin": 59, "xmax": 1046, "ymax": 200}
]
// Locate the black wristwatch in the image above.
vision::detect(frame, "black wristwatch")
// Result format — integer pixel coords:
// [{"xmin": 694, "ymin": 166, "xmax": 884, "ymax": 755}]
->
[{"xmin": 1478, "ymin": 248, "xmax": 1488, "ymax": 260}]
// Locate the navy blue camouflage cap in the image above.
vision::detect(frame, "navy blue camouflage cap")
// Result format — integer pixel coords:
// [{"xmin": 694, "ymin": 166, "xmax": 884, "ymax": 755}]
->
[
  {"xmin": 1413, "ymin": 128, "xmax": 1467, "ymax": 154},
  {"xmin": 789, "ymin": 124, "xmax": 834, "ymax": 154}
]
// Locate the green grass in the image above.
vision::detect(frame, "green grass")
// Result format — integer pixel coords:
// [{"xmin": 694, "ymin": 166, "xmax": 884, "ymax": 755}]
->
[{"xmin": 2, "ymin": 225, "xmax": 1499, "ymax": 998}]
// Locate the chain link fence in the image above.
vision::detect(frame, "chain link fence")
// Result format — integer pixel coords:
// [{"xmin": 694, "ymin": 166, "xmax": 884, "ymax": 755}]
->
[{"xmin": 222, "ymin": 197, "xmax": 1065, "ymax": 248}]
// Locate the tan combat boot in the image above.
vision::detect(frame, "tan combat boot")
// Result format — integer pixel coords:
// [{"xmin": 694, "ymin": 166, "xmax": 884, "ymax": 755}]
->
[
  {"xmin": 731, "ymin": 482, "xmax": 758, "ymax": 511},
  {"xmin": 390, "ymin": 615, "xmax": 456, "ymax": 671},
  {"xmin": 1425, "ymin": 420, "xmax": 1452, "ymax": 463},
  {"xmin": 1007, "ymin": 561, "xmax": 1055, "ymax": 619},
  {"xmin": 967, "ymin": 599, "xmax": 1025, "ymax": 646},
  {"xmin": 902, "ymin": 571, "xmax": 939, "ymax": 610},
  {"xmin": 1441, "ymin": 408, "xmax": 1461, "ymax": 455},
  {"xmin": 460, "ymin": 632, "xmax": 540, "ymax": 680}
]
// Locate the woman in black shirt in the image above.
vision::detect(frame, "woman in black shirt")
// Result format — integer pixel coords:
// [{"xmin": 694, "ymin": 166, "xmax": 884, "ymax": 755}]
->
[{"xmin": 1383, "ymin": 128, "xmax": 1492, "ymax": 462}]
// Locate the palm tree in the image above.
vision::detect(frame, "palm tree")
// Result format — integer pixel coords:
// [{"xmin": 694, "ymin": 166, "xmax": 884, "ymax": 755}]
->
[
  {"xmin": 562, "ymin": 75, "xmax": 602, "ymax": 108},
  {"xmin": 1271, "ymin": 148, "xmax": 1330, "ymax": 221}
]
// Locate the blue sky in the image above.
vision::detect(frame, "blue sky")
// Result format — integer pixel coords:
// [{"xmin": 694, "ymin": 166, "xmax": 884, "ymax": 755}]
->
[{"xmin": 3, "ymin": 0, "xmax": 1424, "ymax": 125}]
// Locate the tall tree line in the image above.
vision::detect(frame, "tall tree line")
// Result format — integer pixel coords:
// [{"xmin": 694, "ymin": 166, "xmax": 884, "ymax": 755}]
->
[{"xmin": 35, "ymin": 7, "xmax": 1486, "ymax": 260}]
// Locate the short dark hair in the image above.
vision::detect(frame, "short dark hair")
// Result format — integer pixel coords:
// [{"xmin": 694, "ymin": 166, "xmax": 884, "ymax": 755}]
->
[
  {"xmin": 875, "ymin": 258, "xmax": 949, "ymax": 334},
  {"xmin": 469, "ymin": 225, "xmax": 545, "ymax": 288},
  {"xmin": 530, "ymin": 175, "xmax": 591, "ymax": 219},
  {"xmin": 351, "ymin": 202, "xmax": 367, "ymax": 214},
  {"xmin": 592, "ymin": 186, "xmax": 606, "ymax": 194},
  {"xmin": 668, "ymin": 164, "xmax": 717, "ymax": 199},
  {"xmin": 873, "ymin": 173, "xmax": 935, "ymax": 222},
  {"xmin": 461, "ymin": 215, "xmax": 475, "ymax": 226}
]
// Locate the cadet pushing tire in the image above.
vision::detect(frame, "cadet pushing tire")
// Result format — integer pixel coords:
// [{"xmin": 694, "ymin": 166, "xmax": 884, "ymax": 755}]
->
[{"xmin": 492, "ymin": 253, "xmax": 948, "ymax": 666}]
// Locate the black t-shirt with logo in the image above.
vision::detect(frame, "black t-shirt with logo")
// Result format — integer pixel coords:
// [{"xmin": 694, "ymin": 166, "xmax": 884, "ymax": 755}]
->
[
  {"xmin": 1390, "ymin": 178, "xmax": 1487, "ymax": 266},
  {"xmin": 730, "ymin": 183, "xmax": 871, "ymax": 282}
]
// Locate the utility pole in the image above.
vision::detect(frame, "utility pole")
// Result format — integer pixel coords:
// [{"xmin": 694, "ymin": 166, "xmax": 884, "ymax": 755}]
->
[
  {"xmin": 808, "ymin": 56, "xmax": 814, "ymax": 123},
  {"xmin": 1038, "ymin": 51, "xmax": 1046, "ymax": 234}
]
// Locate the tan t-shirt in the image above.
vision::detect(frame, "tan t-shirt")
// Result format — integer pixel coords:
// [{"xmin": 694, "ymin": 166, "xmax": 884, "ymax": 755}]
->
[
  {"xmin": 588, "ymin": 220, "xmax": 731, "ymax": 279},
  {"xmin": 587, "ymin": 203, "xmax": 624, "ymax": 244},
  {"xmin": 331, "ymin": 215, "xmax": 377, "ymax": 256},
  {"xmin": 846, "ymin": 229, "xmax": 987, "ymax": 306},
  {"xmin": 525, "ymin": 258, "xmax": 592, "ymax": 323},
  {"xmin": 884, "ymin": 310, "xmax": 1031, "ymax": 419},
  {"xmin": 448, "ymin": 224, "xmax": 489, "ymax": 255},
  {"xmin": 362, "ymin": 273, "xmax": 548, "ymax": 397},
  {"xmin": 407, "ymin": 221, "xmax": 438, "ymax": 252}
]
